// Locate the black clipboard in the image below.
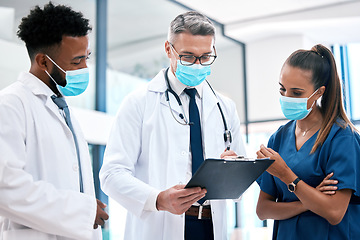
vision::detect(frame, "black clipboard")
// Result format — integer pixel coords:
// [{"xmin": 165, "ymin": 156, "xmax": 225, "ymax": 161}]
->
[{"xmin": 185, "ymin": 157, "xmax": 274, "ymax": 200}]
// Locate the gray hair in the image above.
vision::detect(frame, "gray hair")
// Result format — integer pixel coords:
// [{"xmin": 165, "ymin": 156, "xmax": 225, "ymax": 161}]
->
[{"xmin": 168, "ymin": 11, "xmax": 215, "ymax": 44}]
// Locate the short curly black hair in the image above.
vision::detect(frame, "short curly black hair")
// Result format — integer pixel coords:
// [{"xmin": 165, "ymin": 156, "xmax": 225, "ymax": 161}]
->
[{"xmin": 17, "ymin": 2, "xmax": 92, "ymax": 60}]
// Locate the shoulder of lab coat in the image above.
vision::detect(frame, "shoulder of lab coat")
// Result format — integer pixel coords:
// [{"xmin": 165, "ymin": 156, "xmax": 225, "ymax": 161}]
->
[{"xmin": 0, "ymin": 72, "xmax": 99, "ymax": 240}]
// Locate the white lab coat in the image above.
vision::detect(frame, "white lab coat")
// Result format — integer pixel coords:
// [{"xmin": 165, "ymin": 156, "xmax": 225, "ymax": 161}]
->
[
  {"xmin": 0, "ymin": 72, "xmax": 101, "ymax": 240},
  {"xmin": 100, "ymin": 69, "xmax": 246, "ymax": 240}
]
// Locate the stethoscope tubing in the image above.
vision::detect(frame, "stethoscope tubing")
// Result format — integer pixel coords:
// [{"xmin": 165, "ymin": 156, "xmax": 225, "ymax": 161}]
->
[{"xmin": 163, "ymin": 67, "xmax": 232, "ymax": 149}]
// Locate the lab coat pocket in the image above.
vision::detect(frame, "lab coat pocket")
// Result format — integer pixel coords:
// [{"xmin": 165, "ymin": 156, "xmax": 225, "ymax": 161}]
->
[{"xmin": 2, "ymin": 229, "xmax": 56, "ymax": 240}]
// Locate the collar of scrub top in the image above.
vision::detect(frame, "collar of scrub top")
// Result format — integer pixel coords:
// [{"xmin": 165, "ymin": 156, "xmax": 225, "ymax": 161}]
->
[{"xmin": 167, "ymin": 67, "xmax": 204, "ymax": 100}]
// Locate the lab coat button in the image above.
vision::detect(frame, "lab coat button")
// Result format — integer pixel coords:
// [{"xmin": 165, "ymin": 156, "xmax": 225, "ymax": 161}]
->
[{"xmin": 181, "ymin": 151, "xmax": 186, "ymax": 156}]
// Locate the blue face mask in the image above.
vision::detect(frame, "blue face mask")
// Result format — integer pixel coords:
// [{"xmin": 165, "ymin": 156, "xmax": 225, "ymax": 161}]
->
[
  {"xmin": 45, "ymin": 55, "xmax": 89, "ymax": 96},
  {"xmin": 175, "ymin": 60, "xmax": 211, "ymax": 87},
  {"xmin": 280, "ymin": 89, "xmax": 319, "ymax": 120}
]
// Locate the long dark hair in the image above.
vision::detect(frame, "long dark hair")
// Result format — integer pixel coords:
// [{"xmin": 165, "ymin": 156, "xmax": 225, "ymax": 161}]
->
[{"xmin": 285, "ymin": 44, "xmax": 357, "ymax": 153}]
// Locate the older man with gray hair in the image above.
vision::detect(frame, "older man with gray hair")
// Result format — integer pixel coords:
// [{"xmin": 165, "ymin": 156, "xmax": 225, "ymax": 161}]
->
[{"xmin": 100, "ymin": 11, "xmax": 246, "ymax": 240}]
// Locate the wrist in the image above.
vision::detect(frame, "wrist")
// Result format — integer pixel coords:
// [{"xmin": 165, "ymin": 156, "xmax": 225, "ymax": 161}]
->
[
  {"xmin": 156, "ymin": 191, "xmax": 165, "ymax": 211},
  {"xmin": 296, "ymin": 200, "xmax": 308, "ymax": 212},
  {"xmin": 279, "ymin": 166, "xmax": 297, "ymax": 184}
]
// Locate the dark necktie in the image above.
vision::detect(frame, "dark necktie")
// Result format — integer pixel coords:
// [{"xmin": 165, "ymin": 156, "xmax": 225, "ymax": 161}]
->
[
  {"xmin": 51, "ymin": 95, "xmax": 84, "ymax": 192},
  {"xmin": 184, "ymin": 89, "xmax": 205, "ymax": 204},
  {"xmin": 184, "ymin": 88, "xmax": 204, "ymax": 174}
]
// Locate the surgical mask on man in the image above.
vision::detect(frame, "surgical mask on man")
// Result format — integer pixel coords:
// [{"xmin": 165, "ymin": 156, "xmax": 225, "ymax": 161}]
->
[
  {"xmin": 280, "ymin": 89, "xmax": 319, "ymax": 120},
  {"xmin": 45, "ymin": 55, "xmax": 89, "ymax": 96},
  {"xmin": 175, "ymin": 60, "xmax": 211, "ymax": 87}
]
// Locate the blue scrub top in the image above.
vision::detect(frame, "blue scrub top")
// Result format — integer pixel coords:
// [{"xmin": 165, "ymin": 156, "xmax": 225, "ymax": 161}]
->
[{"xmin": 257, "ymin": 120, "xmax": 360, "ymax": 240}]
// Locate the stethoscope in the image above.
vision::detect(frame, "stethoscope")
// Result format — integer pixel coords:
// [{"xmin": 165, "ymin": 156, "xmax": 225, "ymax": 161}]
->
[{"xmin": 164, "ymin": 67, "xmax": 232, "ymax": 150}]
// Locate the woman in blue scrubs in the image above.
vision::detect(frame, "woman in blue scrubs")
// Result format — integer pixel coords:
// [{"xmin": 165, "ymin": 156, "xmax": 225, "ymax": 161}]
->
[{"xmin": 256, "ymin": 44, "xmax": 360, "ymax": 239}]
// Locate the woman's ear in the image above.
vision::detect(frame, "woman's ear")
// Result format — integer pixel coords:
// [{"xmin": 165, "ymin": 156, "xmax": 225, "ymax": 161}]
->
[{"xmin": 317, "ymin": 86, "xmax": 326, "ymax": 99}]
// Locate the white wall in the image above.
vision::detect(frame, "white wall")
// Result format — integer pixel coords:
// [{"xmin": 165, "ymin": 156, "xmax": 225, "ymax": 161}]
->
[
  {"xmin": 246, "ymin": 34, "xmax": 318, "ymax": 122},
  {"xmin": 0, "ymin": 39, "xmax": 30, "ymax": 89},
  {"xmin": 0, "ymin": 6, "xmax": 14, "ymax": 41}
]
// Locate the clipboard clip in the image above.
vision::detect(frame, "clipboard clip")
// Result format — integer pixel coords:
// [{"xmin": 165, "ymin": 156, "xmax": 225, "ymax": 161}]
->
[
  {"xmin": 224, "ymin": 156, "xmax": 256, "ymax": 162},
  {"xmin": 236, "ymin": 156, "xmax": 258, "ymax": 161}
]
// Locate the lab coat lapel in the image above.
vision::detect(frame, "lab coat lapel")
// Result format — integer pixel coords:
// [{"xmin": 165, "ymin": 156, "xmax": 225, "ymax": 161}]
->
[
  {"xmin": 33, "ymin": 91, "xmax": 69, "ymax": 129},
  {"xmin": 44, "ymin": 96, "xmax": 69, "ymax": 126},
  {"xmin": 44, "ymin": 96, "xmax": 78, "ymax": 137},
  {"xmin": 149, "ymin": 69, "xmax": 183, "ymax": 115},
  {"xmin": 160, "ymin": 91, "xmax": 183, "ymax": 116},
  {"xmin": 19, "ymin": 72, "xmax": 70, "ymax": 129},
  {"xmin": 202, "ymin": 82, "xmax": 227, "ymax": 159},
  {"xmin": 202, "ymin": 82, "xmax": 218, "ymax": 123}
]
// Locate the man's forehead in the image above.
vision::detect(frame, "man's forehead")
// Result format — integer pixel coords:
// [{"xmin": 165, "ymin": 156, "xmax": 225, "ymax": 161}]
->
[
  {"xmin": 60, "ymin": 35, "xmax": 90, "ymax": 54},
  {"xmin": 61, "ymin": 35, "xmax": 89, "ymax": 45}
]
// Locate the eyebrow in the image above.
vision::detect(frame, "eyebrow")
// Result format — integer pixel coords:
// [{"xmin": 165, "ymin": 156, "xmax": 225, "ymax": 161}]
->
[
  {"xmin": 279, "ymin": 82, "xmax": 305, "ymax": 91},
  {"xmin": 72, "ymin": 51, "xmax": 92, "ymax": 61},
  {"xmin": 181, "ymin": 50, "xmax": 213, "ymax": 55}
]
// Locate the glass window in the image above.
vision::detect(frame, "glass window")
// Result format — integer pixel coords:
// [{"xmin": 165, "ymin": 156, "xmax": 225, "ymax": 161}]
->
[
  {"xmin": 233, "ymin": 120, "xmax": 287, "ymax": 240},
  {"xmin": 347, "ymin": 43, "xmax": 360, "ymax": 120}
]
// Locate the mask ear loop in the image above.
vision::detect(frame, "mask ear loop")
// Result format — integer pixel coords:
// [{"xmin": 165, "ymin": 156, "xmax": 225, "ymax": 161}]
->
[
  {"xmin": 45, "ymin": 70, "xmax": 57, "ymax": 84},
  {"xmin": 44, "ymin": 55, "xmax": 65, "ymax": 96},
  {"xmin": 45, "ymin": 55, "xmax": 66, "ymax": 74},
  {"xmin": 307, "ymin": 88, "xmax": 320, "ymax": 110}
]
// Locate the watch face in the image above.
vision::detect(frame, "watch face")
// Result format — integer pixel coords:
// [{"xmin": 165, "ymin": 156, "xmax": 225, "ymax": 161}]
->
[
  {"xmin": 288, "ymin": 183, "xmax": 295, "ymax": 192},
  {"xmin": 288, "ymin": 178, "xmax": 300, "ymax": 192}
]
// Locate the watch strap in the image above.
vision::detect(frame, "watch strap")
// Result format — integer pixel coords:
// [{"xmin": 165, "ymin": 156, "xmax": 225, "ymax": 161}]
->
[{"xmin": 293, "ymin": 177, "xmax": 300, "ymax": 185}]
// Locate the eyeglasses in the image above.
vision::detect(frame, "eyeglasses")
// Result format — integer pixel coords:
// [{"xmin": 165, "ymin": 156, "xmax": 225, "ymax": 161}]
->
[{"xmin": 169, "ymin": 43, "xmax": 217, "ymax": 66}]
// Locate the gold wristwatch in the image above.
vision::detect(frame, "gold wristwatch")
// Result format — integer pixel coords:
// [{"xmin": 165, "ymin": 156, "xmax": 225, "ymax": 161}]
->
[{"xmin": 288, "ymin": 177, "xmax": 300, "ymax": 192}]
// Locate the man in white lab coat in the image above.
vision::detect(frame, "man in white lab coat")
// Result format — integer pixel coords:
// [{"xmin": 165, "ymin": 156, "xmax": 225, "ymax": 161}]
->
[
  {"xmin": 0, "ymin": 2, "xmax": 108, "ymax": 240},
  {"xmin": 100, "ymin": 11, "xmax": 246, "ymax": 240}
]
